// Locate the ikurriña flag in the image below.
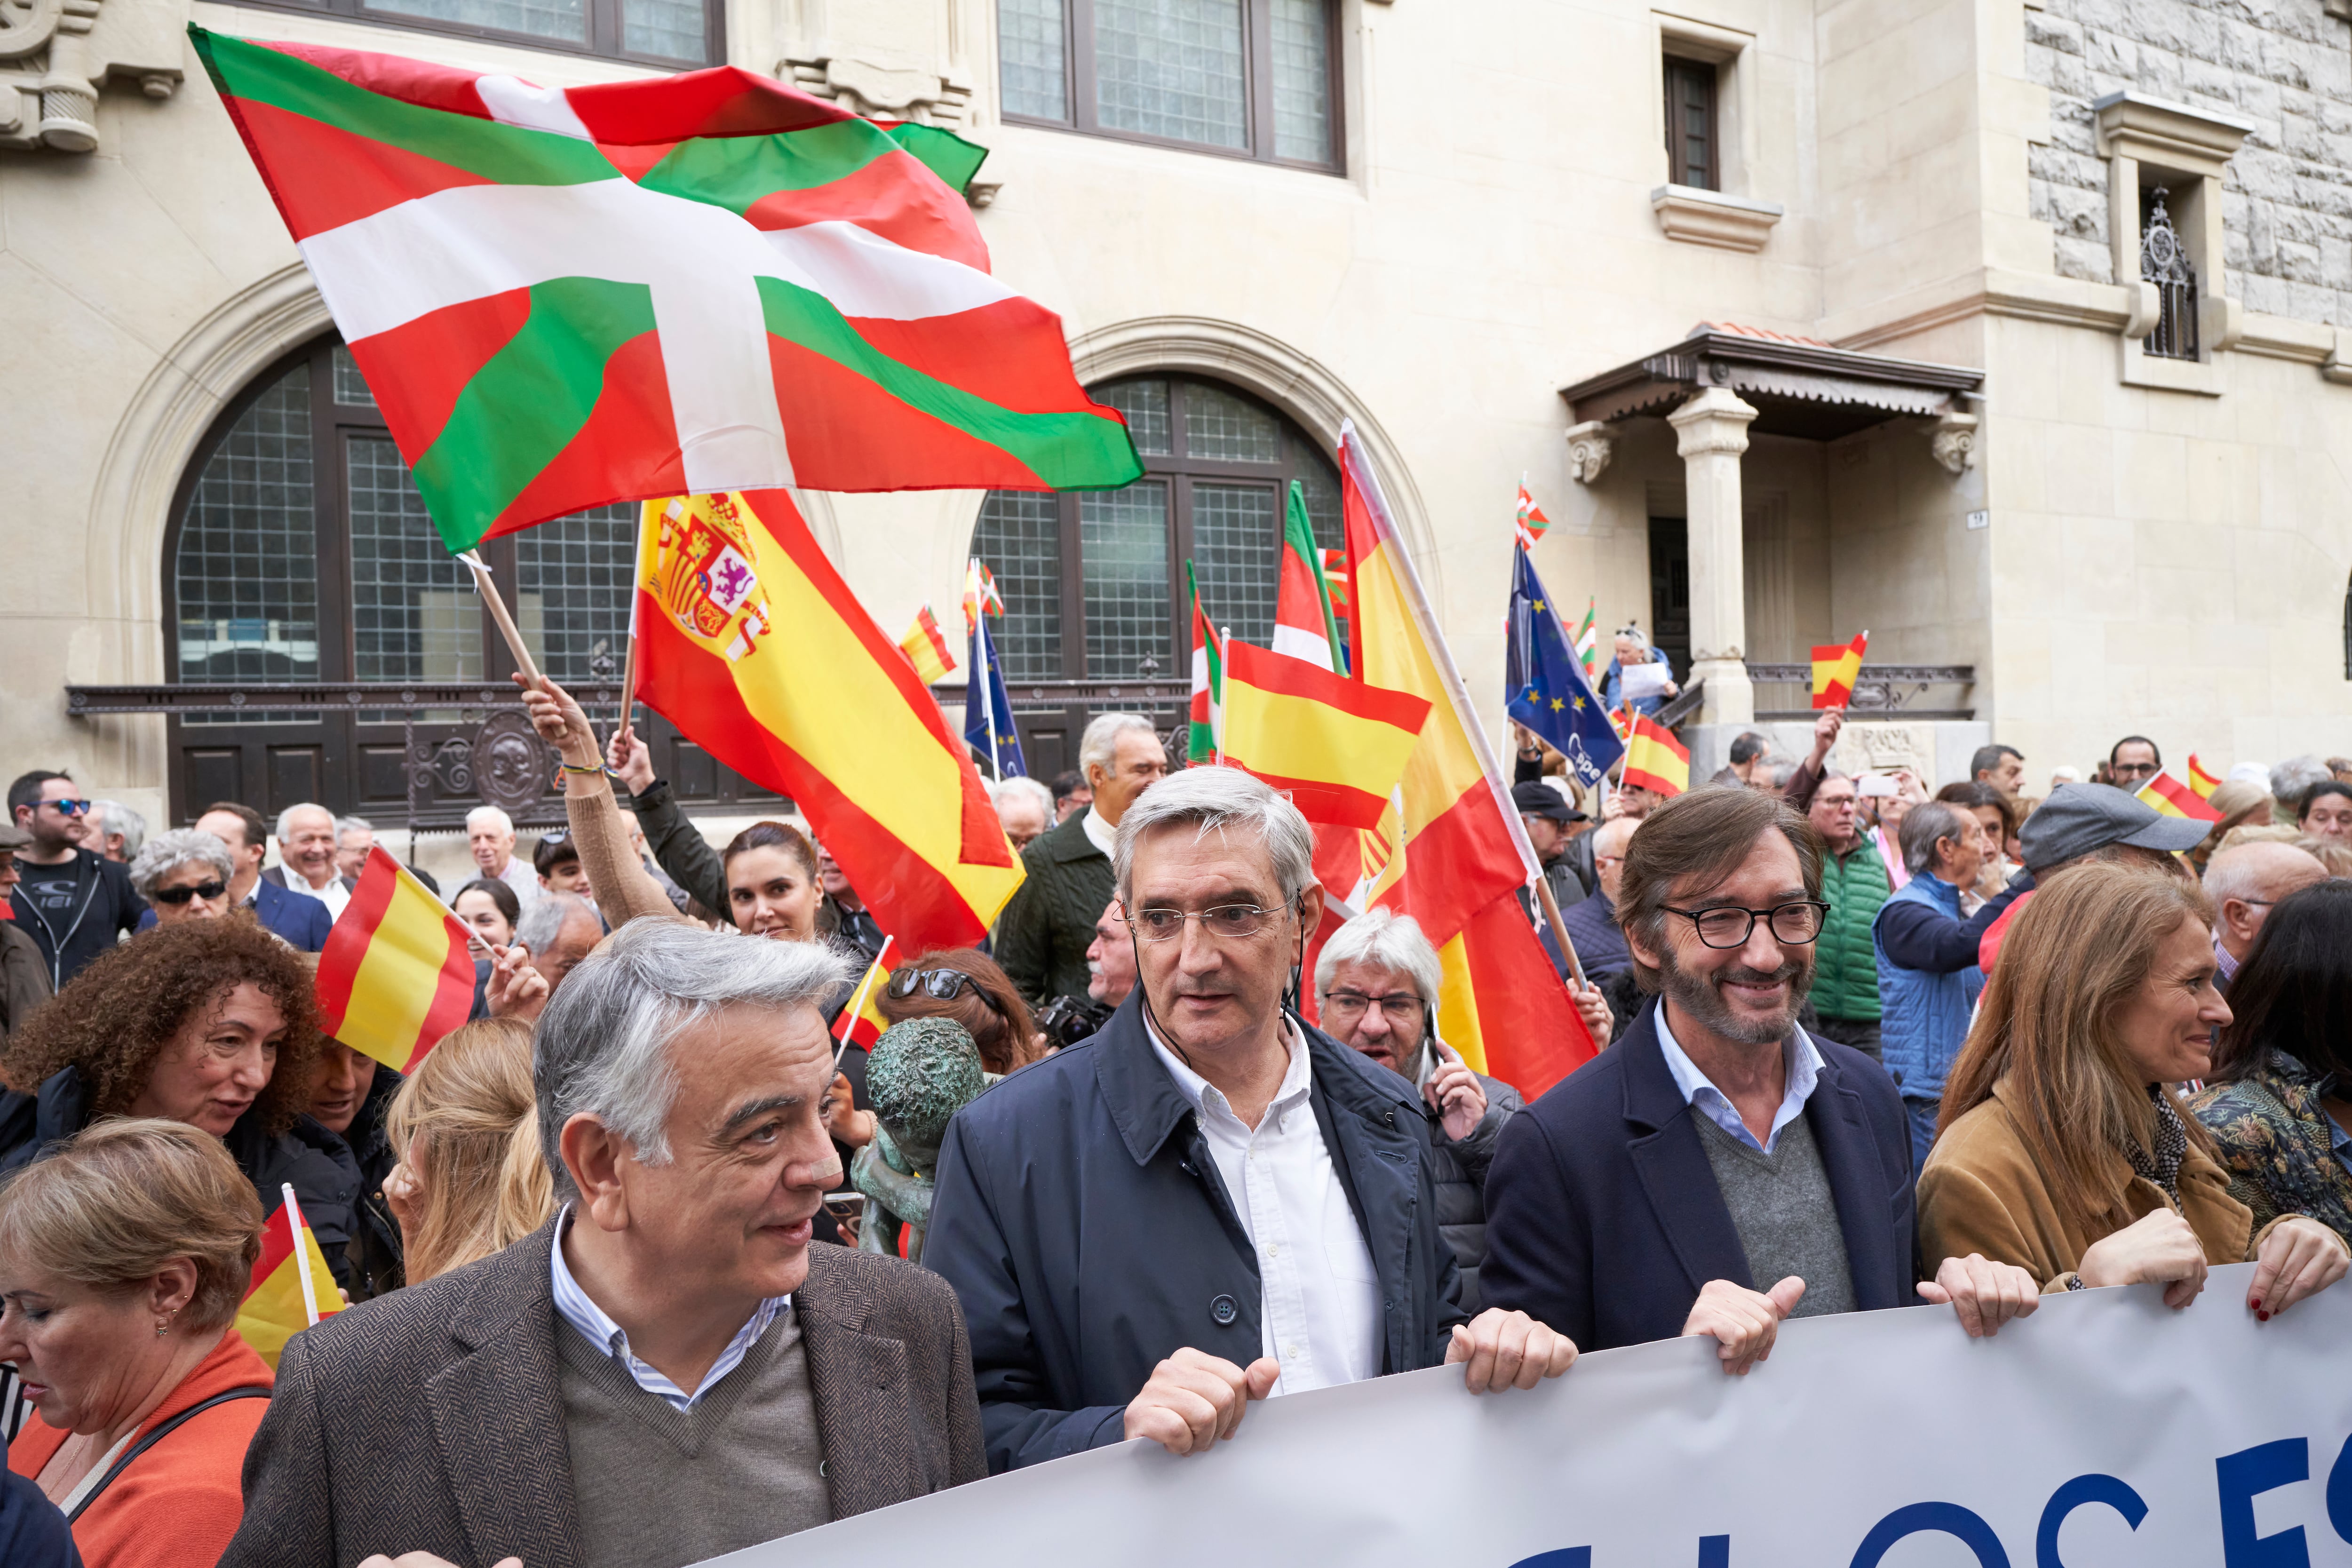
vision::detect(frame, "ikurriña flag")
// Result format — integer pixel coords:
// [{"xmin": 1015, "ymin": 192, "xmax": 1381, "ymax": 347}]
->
[
  {"xmin": 315, "ymin": 847, "xmax": 474, "ymax": 1072},
  {"xmin": 236, "ymin": 1185, "xmax": 345, "ymax": 1369},
  {"xmin": 191, "ymin": 27, "xmax": 1142, "ymax": 554},
  {"xmin": 636, "ymin": 491, "xmax": 1023, "ymax": 953}
]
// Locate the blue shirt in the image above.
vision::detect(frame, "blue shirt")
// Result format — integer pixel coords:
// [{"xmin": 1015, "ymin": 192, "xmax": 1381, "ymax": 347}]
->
[
  {"xmin": 549, "ymin": 1208, "xmax": 789, "ymax": 1411},
  {"xmin": 1655, "ymin": 1008, "xmax": 1824, "ymax": 1156}
]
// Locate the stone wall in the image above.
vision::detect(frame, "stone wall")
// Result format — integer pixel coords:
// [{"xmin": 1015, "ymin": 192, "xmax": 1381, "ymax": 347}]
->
[{"xmin": 2024, "ymin": 0, "xmax": 2352, "ymax": 324}]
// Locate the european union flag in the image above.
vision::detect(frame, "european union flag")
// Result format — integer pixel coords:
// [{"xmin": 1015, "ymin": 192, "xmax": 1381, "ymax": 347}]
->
[
  {"xmin": 963, "ymin": 612, "xmax": 1026, "ymax": 780},
  {"xmin": 1507, "ymin": 543, "xmax": 1623, "ymax": 788}
]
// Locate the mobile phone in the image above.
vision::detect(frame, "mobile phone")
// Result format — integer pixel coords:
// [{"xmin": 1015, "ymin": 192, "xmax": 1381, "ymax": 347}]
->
[
  {"xmin": 822, "ymin": 1191, "xmax": 865, "ymax": 1222},
  {"xmin": 1859, "ymin": 773, "xmax": 1900, "ymax": 798}
]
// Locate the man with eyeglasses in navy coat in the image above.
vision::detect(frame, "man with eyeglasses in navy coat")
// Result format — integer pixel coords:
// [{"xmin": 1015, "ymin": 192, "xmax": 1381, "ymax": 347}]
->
[{"xmin": 925, "ymin": 767, "xmax": 1577, "ymax": 1475}]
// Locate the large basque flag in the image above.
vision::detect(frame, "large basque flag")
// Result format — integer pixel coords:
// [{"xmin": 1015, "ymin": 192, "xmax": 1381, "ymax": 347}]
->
[
  {"xmin": 1505, "ymin": 543, "xmax": 1622, "ymax": 788},
  {"xmin": 636, "ymin": 491, "xmax": 1024, "ymax": 953},
  {"xmin": 192, "ymin": 28, "xmax": 1143, "ymax": 552}
]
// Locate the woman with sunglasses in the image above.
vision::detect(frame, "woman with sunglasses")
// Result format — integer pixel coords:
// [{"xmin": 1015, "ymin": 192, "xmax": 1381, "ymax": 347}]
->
[
  {"xmin": 878, "ymin": 951, "xmax": 1044, "ymax": 1076},
  {"xmin": 127, "ymin": 830, "xmax": 235, "ymax": 928}
]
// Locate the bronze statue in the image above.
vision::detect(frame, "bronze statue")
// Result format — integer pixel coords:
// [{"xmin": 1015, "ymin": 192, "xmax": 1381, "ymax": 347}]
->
[{"xmin": 850, "ymin": 1016, "xmax": 991, "ymax": 1264}]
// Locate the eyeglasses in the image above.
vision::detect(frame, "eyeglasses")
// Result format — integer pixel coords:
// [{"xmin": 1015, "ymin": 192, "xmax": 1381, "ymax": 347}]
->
[
  {"xmin": 2110, "ymin": 763, "xmax": 2159, "ymax": 781},
  {"xmin": 151, "ymin": 880, "xmax": 227, "ymax": 905},
  {"xmin": 43, "ymin": 799, "xmax": 91, "ymax": 817},
  {"xmin": 1662, "ymin": 900, "xmax": 1832, "ymax": 949},
  {"xmin": 885, "ymin": 967, "xmax": 1007, "ymax": 1016},
  {"xmin": 1122, "ymin": 901, "xmax": 1291, "ymax": 942},
  {"xmin": 1319, "ymin": 991, "xmax": 1427, "ymax": 1026}
]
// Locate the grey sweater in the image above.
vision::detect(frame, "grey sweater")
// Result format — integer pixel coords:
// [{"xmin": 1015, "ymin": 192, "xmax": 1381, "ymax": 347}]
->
[{"xmin": 1692, "ymin": 1112, "xmax": 1859, "ymax": 1319}]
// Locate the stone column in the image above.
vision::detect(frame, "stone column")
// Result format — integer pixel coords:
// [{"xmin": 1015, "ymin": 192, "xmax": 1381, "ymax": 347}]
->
[{"xmin": 1667, "ymin": 386, "xmax": 1759, "ymax": 726}]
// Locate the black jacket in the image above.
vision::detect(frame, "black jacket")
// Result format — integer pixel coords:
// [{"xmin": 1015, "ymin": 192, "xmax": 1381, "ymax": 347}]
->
[
  {"xmin": 9, "ymin": 849, "xmax": 144, "ymax": 989},
  {"xmin": 1478, "ymin": 998, "xmax": 1915, "ymax": 1354},
  {"xmin": 925, "ymin": 992, "xmax": 1468, "ymax": 1473},
  {"xmin": 0, "ymin": 1066, "xmax": 365, "ymax": 1292},
  {"xmin": 325, "ymin": 1064, "xmax": 406, "ymax": 1300},
  {"xmin": 1424, "ymin": 1066, "xmax": 1523, "ymax": 1313}
]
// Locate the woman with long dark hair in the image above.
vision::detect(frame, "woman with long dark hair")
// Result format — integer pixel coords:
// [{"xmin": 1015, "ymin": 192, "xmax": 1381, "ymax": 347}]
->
[{"xmin": 2187, "ymin": 880, "xmax": 2352, "ymax": 1244}]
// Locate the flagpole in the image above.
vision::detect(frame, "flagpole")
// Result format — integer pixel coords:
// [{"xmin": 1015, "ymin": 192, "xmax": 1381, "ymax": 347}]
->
[
  {"xmin": 833, "ymin": 935, "xmax": 893, "ymax": 1073},
  {"xmin": 1341, "ymin": 424, "xmax": 1588, "ymax": 987},
  {"xmin": 281, "ymin": 1185, "xmax": 321, "ymax": 1329},
  {"xmin": 980, "ymin": 619, "xmax": 1002, "ymax": 784},
  {"xmin": 459, "ymin": 551, "xmax": 543, "ymax": 688},
  {"xmin": 616, "ymin": 510, "xmax": 646, "ymax": 748},
  {"xmin": 1216, "ymin": 625, "xmax": 1231, "ymax": 765}
]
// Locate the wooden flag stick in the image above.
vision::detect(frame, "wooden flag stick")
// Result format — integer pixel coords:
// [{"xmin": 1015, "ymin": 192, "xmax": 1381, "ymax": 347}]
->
[
  {"xmin": 1529, "ymin": 866, "xmax": 1590, "ymax": 990},
  {"xmin": 459, "ymin": 551, "xmax": 542, "ymax": 688},
  {"xmin": 616, "ymin": 632, "xmax": 639, "ymax": 749}
]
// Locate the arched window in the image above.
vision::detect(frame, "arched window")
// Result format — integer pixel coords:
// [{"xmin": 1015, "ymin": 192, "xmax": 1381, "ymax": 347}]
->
[
  {"xmin": 162, "ymin": 337, "xmax": 777, "ymax": 824},
  {"xmin": 970, "ymin": 374, "xmax": 1342, "ymax": 774}
]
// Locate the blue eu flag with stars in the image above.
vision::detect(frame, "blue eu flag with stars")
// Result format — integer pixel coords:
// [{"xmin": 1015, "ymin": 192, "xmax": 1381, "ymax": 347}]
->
[
  {"xmin": 963, "ymin": 612, "xmax": 1026, "ymax": 780},
  {"xmin": 1507, "ymin": 544, "xmax": 1622, "ymax": 788}
]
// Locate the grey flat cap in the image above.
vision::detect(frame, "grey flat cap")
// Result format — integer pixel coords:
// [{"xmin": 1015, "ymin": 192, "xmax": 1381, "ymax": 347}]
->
[{"xmin": 2019, "ymin": 782, "xmax": 2209, "ymax": 872}]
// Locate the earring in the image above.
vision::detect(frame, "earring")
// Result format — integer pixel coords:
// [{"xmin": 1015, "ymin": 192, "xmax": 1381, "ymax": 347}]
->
[{"xmin": 154, "ymin": 1320, "xmax": 169, "ymax": 1336}]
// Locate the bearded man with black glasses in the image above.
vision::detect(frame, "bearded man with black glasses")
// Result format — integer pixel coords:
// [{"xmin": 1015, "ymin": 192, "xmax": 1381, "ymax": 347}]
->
[
  {"xmin": 1482, "ymin": 786, "xmax": 2042, "ymax": 1373},
  {"xmin": 926, "ymin": 767, "xmax": 1577, "ymax": 1474}
]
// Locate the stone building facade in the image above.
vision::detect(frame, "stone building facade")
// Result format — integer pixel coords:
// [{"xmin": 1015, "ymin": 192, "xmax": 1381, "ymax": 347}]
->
[{"xmin": 4, "ymin": 0, "xmax": 2350, "ymax": 848}]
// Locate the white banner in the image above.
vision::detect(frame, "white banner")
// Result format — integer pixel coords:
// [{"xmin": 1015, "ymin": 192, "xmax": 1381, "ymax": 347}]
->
[{"xmin": 707, "ymin": 1264, "xmax": 2352, "ymax": 1568}]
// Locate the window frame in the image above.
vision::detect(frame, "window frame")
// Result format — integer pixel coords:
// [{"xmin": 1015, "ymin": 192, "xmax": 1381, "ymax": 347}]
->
[
  {"xmin": 999, "ymin": 0, "xmax": 1345, "ymax": 174},
  {"xmin": 1662, "ymin": 55, "xmax": 1719, "ymax": 192},
  {"xmin": 223, "ymin": 0, "xmax": 725, "ymax": 72}
]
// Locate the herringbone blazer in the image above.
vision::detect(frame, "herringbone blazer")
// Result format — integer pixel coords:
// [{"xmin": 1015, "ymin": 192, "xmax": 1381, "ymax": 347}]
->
[{"xmin": 218, "ymin": 1226, "xmax": 986, "ymax": 1568}]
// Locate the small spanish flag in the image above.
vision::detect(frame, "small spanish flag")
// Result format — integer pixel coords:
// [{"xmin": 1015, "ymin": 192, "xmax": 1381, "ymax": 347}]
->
[
  {"xmin": 2186, "ymin": 754, "xmax": 2221, "ymax": 800},
  {"xmin": 1811, "ymin": 630, "xmax": 1869, "ymax": 709},
  {"xmin": 1623, "ymin": 714, "xmax": 1691, "ymax": 797},
  {"xmin": 1219, "ymin": 638, "xmax": 1434, "ymax": 830},
  {"xmin": 237, "ymin": 1184, "xmax": 344, "ymax": 1369},
  {"xmin": 834, "ymin": 935, "xmax": 894, "ymax": 1051},
  {"xmin": 316, "ymin": 848, "xmax": 474, "ymax": 1073},
  {"xmin": 898, "ymin": 605, "xmax": 958, "ymax": 685},
  {"xmin": 2139, "ymin": 772, "xmax": 2223, "ymax": 824}
]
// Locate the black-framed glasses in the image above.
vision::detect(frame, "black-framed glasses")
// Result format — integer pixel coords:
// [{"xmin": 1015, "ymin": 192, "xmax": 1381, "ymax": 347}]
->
[
  {"xmin": 1662, "ymin": 900, "xmax": 1831, "ymax": 949},
  {"xmin": 151, "ymin": 880, "xmax": 227, "ymax": 906},
  {"xmin": 885, "ymin": 967, "xmax": 1006, "ymax": 1016},
  {"xmin": 1122, "ymin": 901, "xmax": 1292, "ymax": 942},
  {"xmin": 1319, "ymin": 991, "xmax": 1427, "ymax": 1026}
]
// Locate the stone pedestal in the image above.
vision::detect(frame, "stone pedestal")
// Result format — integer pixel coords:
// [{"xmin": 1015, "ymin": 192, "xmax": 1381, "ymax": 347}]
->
[
  {"xmin": 1682, "ymin": 719, "xmax": 1992, "ymax": 794},
  {"xmin": 1667, "ymin": 387, "xmax": 1759, "ymax": 726}
]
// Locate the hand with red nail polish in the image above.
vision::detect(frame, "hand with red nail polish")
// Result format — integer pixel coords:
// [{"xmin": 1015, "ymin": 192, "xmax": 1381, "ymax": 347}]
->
[{"xmin": 2247, "ymin": 1216, "xmax": 2350, "ymax": 1320}]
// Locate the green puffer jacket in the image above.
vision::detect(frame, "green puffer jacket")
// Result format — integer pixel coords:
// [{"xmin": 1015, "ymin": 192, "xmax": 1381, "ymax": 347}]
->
[{"xmin": 1813, "ymin": 839, "xmax": 1891, "ymax": 1021}]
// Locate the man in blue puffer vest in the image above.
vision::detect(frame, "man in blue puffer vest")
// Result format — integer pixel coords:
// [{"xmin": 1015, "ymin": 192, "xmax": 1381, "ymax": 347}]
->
[{"xmin": 1872, "ymin": 800, "xmax": 2026, "ymax": 1169}]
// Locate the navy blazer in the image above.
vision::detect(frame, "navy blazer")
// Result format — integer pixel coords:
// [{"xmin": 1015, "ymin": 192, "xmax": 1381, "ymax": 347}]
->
[
  {"xmin": 924, "ymin": 991, "xmax": 1467, "ymax": 1474},
  {"xmin": 1478, "ymin": 998, "xmax": 1916, "ymax": 1354},
  {"xmin": 137, "ymin": 875, "xmax": 333, "ymax": 951}
]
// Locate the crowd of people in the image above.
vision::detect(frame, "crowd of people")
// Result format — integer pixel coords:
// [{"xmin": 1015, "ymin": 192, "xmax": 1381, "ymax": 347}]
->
[{"xmin": 1, "ymin": 689, "xmax": 2349, "ymax": 1568}]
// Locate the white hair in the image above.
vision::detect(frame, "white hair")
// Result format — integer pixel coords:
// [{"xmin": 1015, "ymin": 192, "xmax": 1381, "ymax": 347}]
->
[
  {"xmin": 1113, "ymin": 766, "xmax": 1315, "ymax": 904},
  {"xmin": 87, "ymin": 800, "xmax": 147, "ymax": 859},
  {"xmin": 2270, "ymin": 756, "xmax": 2333, "ymax": 811},
  {"xmin": 466, "ymin": 804, "xmax": 516, "ymax": 835},
  {"xmin": 514, "ymin": 890, "xmax": 596, "ymax": 957},
  {"xmin": 1079, "ymin": 712, "xmax": 1158, "ymax": 780},
  {"xmin": 127, "ymin": 828, "xmax": 233, "ymax": 899},
  {"xmin": 274, "ymin": 802, "xmax": 335, "ymax": 842},
  {"xmin": 1314, "ymin": 908, "xmax": 1442, "ymax": 1008},
  {"xmin": 991, "ymin": 775, "xmax": 1054, "ymax": 820},
  {"xmin": 534, "ymin": 920, "xmax": 848, "ymax": 1200},
  {"xmin": 336, "ymin": 816, "xmax": 374, "ymax": 839}
]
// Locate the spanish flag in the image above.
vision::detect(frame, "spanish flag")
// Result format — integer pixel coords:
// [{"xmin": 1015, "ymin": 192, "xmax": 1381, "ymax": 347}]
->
[
  {"xmin": 1623, "ymin": 715, "xmax": 1691, "ymax": 797},
  {"xmin": 637, "ymin": 492, "xmax": 1023, "ymax": 955},
  {"xmin": 1220, "ymin": 639, "xmax": 1430, "ymax": 830},
  {"xmin": 1324, "ymin": 424, "xmax": 1596, "ymax": 1098},
  {"xmin": 316, "ymin": 848, "xmax": 473, "ymax": 1072},
  {"xmin": 2139, "ymin": 772, "xmax": 2223, "ymax": 824},
  {"xmin": 1812, "ymin": 630, "xmax": 1868, "ymax": 709},
  {"xmin": 898, "ymin": 605, "xmax": 957, "ymax": 685},
  {"xmin": 834, "ymin": 937, "xmax": 894, "ymax": 1051},
  {"xmin": 236, "ymin": 1185, "xmax": 343, "ymax": 1369},
  {"xmin": 2186, "ymin": 754, "xmax": 2221, "ymax": 800}
]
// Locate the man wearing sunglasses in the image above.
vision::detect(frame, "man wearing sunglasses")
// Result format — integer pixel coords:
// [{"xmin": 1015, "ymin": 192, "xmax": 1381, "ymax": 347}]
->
[
  {"xmin": 5, "ymin": 771, "xmax": 144, "ymax": 990},
  {"xmin": 927, "ymin": 768, "xmax": 1575, "ymax": 1475},
  {"xmin": 1482, "ymin": 786, "xmax": 2042, "ymax": 1377}
]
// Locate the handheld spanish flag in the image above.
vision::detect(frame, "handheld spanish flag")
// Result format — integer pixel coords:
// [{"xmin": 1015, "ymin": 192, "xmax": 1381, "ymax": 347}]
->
[
  {"xmin": 833, "ymin": 936, "xmax": 894, "ymax": 1053},
  {"xmin": 236, "ymin": 1185, "xmax": 344, "ymax": 1369},
  {"xmin": 1623, "ymin": 715, "xmax": 1691, "ymax": 797},
  {"xmin": 1812, "ymin": 630, "xmax": 1869, "ymax": 709},
  {"xmin": 2186, "ymin": 754, "xmax": 2221, "ymax": 801},
  {"xmin": 898, "ymin": 605, "xmax": 957, "ymax": 685},
  {"xmin": 316, "ymin": 848, "xmax": 474, "ymax": 1072},
  {"xmin": 1220, "ymin": 639, "xmax": 1432, "ymax": 829},
  {"xmin": 2139, "ymin": 772, "xmax": 2223, "ymax": 824},
  {"xmin": 636, "ymin": 492, "xmax": 1023, "ymax": 955}
]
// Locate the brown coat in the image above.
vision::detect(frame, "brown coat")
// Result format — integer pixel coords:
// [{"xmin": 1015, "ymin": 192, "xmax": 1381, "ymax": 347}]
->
[
  {"xmin": 218, "ymin": 1224, "xmax": 986, "ymax": 1568},
  {"xmin": 1918, "ymin": 1078, "xmax": 2254, "ymax": 1293}
]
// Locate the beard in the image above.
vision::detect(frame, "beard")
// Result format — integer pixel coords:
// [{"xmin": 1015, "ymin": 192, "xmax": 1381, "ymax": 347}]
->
[{"xmin": 1656, "ymin": 943, "xmax": 1812, "ymax": 1046}]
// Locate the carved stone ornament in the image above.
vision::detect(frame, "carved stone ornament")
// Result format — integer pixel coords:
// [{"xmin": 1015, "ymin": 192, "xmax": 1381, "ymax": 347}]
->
[
  {"xmin": 1931, "ymin": 410, "xmax": 1979, "ymax": 475},
  {"xmin": 470, "ymin": 711, "xmax": 553, "ymax": 817},
  {"xmin": 779, "ymin": 45, "xmax": 974, "ymax": 129},
  {"xmin": 0, "ymin": 0, "xmax": 185, "ymax": 153},
  {"xmin": 1832, "ymin": 722, "xmax": 1934, "ymax": 781},
  {"xmin": 1564, "ymin": 420, "xmax": 1617, "ymax": 484}
]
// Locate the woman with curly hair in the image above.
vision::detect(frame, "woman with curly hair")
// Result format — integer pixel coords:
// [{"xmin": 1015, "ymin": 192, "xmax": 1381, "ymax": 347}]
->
[{"xmin": 0, "ymin": 917, "xmax": 363, "ymax": 1291}]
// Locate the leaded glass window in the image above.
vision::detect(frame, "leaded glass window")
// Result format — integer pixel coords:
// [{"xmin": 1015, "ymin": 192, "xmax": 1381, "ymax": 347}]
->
[
  {"xmin": 517, "ymin": 505, "xmax": 636, "ymax": 685},
  {"xmin": 998, "ymin": 0, "xmax": 1339, "ymax": 170},
  {"xmin": 972, "ymin": 490, "xmax": 1065, "ymax": 681},
  {"xmin": 233, "ymin": 0, "xmax": 712, "ymax": 66},
  {"xmin": 175, "ymin": 368, "xmax": 319, "ymax": 684}
]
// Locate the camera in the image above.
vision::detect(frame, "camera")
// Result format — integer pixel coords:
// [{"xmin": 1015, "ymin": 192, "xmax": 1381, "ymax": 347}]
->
[{"xmin": 1035, "ymin": 994, "xmax": 1111, "ymax": 1052}]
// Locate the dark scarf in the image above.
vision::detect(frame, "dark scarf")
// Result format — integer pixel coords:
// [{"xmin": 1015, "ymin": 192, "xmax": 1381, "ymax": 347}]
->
[{"xmin": 2126, "ymin": 1083, "xmax": 2189, "ymax": 1204}]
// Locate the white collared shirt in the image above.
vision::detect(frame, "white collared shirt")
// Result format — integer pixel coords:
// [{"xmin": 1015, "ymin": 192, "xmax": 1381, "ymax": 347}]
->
[
  {"xmin": 1655, "ymin": 1010, "xmax": 1824, "ymax": 1156},
  {"xmin": 1081, "ymin": 805, "xmax": 1117, "ymax": 861},
  {"xmin": 299, "ymin": 872, "xmax": 351, "ymax": 921},
  {"xmin": 549, "ymin": 1209, "xmax": 789, "ymax": 1411},
  {"xmin": 1148, "ymin": 1019, "xmax": 1381, "ymax": 1396}
]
